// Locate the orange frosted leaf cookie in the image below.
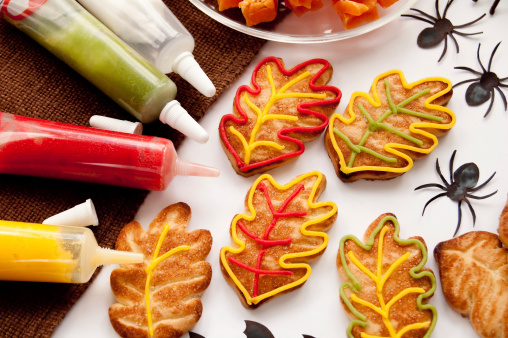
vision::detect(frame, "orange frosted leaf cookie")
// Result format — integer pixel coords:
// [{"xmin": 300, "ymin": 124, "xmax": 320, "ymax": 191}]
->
[
  {"xmin": 325, "ymin": 69, "xmax": 455, "ymax": 182},
  {"xmin": 109, "ymin": 203, "xmax": 212, "ymax": 338},
  {"xmin": 337, "ymin": 214, "xmax": 437, "ymax": 338},
  {"xmin": 434, "ymin": 198, "xmax": 508, "ymax": 338},
  {"xmin": 220, "ymin": 171, "xmax": 337, "ymax": 308},
  {"xmin": 219, "ymin": 56, "xmax": 341, "ymax": 177}
]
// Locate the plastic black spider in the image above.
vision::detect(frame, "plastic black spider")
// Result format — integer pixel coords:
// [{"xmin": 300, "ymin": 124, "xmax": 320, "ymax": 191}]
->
[
  {"xmin": 415, "ymin": 150, "xmax": 497, "ymax": 236},
  {"xmin": 402, "ymin": 0, "xmax": 486, "ymax": 62},
  {"xmin": 454, "ymin": 42, "xmax": 508, "ymax": 117},
  {"xmin": 472, "ymin": 0, "xmax": 500, "ymax": 15}
]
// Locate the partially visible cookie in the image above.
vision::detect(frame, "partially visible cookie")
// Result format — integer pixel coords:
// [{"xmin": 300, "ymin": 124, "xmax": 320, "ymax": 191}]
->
[
  {"xmin": 109, "ymin": 203, "xmax": 212, "ymax": 338},
  {"xmin": 337, "ymin": 213, "xmax": 436, "ymax": 338},
  {"xmin": 325, "ymin": 69, "xmax": 454, "ymax": 182},
  {"xmin": 435, "ymin": 200, "xmax": 508, "ymax": 338},
  {"xmin": 219, "ymin": 56, "xmax": 341, "ymax": 177},
  {"xmin": 220, "ymin": 171, "xmax": 337, "ymax": 309},
  {"xmin": 499, "ymin": 197, "xmax": 508, "ymax": 247}
]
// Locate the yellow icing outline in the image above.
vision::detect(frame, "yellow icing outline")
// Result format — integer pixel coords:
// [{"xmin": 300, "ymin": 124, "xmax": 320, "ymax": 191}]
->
[
  {"xmin": 327, "ymin": 69, "xmax": 455, "ymax": 175},
  {"xmin": 220, "ymin": 171, "xmax": 337, "ymax": 305},
  {"xmin": 144, "ymin": 223, "xmax": 190, "ymax": 337}
]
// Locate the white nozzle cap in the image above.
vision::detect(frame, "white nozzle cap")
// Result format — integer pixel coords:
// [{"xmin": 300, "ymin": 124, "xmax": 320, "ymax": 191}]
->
[
  {"xmin": 160, "ymin": 100, "xmax": 209, "ymax": 143},
  {"xmin": 43, "ymin": 199, "xmax": 99, "ymax": 227},
  {"xmin": 89, "ymin": 115, "xmax": 143, "ymax": 134},
  {"xmin": 173, "ymin": 52, "xmax": 216, "ymax": 97}
]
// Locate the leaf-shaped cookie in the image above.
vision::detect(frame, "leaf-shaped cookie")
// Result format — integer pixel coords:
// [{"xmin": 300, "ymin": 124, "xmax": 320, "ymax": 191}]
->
[
  {"xmin": 109, "ymin": 203, "xmax": 212, "ymax": 338},
  {"xmin": 337, "ymin": 213, "xmax": 437, "ymax": 338},
  {"xmin": 325, "ymin": 69, "xmax": 455, "ymax": 182},
  {"xmin": 219, "ymin": 56, "xmax": 341, "ymax": 177},
  {"xmin": 434, "ymin": 199, "xmax": 508, "ymax": 338},
  {"xmin": 220, "ymin": 171, "xmax": 337, "ymax": 308}
]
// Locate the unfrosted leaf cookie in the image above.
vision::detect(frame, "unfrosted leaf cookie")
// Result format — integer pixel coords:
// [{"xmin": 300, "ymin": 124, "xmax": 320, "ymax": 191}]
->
[
  {"xmin": 337, "ymin": 213, "xmax": 437, "ymax": 338},
  {"xmin": 325, "ymin": 69, "xmax": 455, "ymax": 182},
  {"xmin": 109, "ymin": 203, "xmax": 212, "ymax": 338},
  {"xmin": 434, "ymin": 198, "xmax": 508, "ymax": 338},
  {"xmin": 219, "ymin": 56, "xmax": 341, "ymax": 177},
  {"xmin": 220, "ymin": 171, "xmax": 338, "ymax": 308}
]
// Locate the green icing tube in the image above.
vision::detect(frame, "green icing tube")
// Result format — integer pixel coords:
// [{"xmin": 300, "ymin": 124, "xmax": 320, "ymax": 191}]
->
[{"xmin": 2, "ymin": 0, "xmax": 208, "ymax": 143}]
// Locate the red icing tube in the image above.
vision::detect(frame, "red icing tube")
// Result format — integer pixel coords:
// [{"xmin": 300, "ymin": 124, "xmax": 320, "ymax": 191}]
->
[{"xmin": 0, "ymin": 112, "xmax": 219, "ymax": 190}]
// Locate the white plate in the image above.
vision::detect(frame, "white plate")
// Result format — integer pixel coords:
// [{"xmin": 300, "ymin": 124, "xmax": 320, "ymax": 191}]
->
[{"xmin": 188, "ymin": 0, "xmax": 419, "ymax": 43}]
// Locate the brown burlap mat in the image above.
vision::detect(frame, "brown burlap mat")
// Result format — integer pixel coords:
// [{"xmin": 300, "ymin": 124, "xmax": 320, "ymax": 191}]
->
[{"xmin": 0, "ymin": 1, "xmax": 265, "ymax": 336}]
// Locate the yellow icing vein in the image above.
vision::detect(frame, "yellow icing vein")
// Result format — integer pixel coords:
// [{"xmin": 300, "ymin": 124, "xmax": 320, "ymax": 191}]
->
[
  {"xmin": 144, "ymin": 223, "xmax": 190, "ymax": 337},
  {"xmin": 220, "ymin": 171, "xmax": 337, "ymax": 305},
  {"xmin": 230, "ymin": 65, "xmax": 327, "ymax": 165}
]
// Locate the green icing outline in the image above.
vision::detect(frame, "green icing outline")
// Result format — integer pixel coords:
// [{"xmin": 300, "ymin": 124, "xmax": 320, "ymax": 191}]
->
[
  {"xmin": 338, "ymin": 215, "xmax": 437, "ymax": 338},
  {"xmin": 334, "ymin": 78, "xmax": 443, "ymax": 169}
]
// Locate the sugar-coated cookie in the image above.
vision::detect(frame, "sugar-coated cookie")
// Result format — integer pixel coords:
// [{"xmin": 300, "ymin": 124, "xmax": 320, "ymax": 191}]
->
[
  {"xmin": 220, "ymin": 171, "xmax": 337, "ymax": 309},
  {"xmin": 337, "ymin": 213, "xmax": 436, "ymax": 338},
  {"xmin": 220, "ymin": 56, "xmax": 341, "ymax": 177},
  {"xmin": 109, "ymin": 203, "xmax": 212, "ymax": 338},
  {"xmin": 325, "ymin": 69, "xmax": 454, "ymax": 182},
  {"xmin": 434, "ymin": 198, "xmax": 508, "ymax": 338}
]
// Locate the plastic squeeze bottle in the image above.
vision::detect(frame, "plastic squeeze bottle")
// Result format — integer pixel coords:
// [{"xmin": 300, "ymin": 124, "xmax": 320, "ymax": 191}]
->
[
  {"xmin": 0, "ymin": 220, "xmax": 143, "ymax": 283},
  {"xmin": 77, "ymin": 0, "xmax": 216, "ymax": 98},
  {"xmin": 0, "ymin": 112, "xmax": 219, "ymax": 190},
  {"xmin": 1, "ymin": 0, "xmax": 208, "ymax": 143}
]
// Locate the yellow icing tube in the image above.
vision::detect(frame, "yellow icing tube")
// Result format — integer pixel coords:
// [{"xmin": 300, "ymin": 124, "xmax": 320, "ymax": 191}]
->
[{"xmin": 0, "ymin": 220, "xmax": 143, "ymax": 283}]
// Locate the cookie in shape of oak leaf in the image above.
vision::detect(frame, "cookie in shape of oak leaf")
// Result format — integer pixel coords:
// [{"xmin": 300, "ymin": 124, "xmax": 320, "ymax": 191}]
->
[
  {"xmin": 325, "ymin": 69, "xmax": 455, "ymax": 182},
  {"xmin": 337, "ymin": 213, "xmax": 437, "ymax": 338},
  {"xmin": 109, "ymin": 203, "xmax": 212, "ymax": 338},
  {"xmin": 219, "ymin": 56, "xmax": 341, "ymax": 177},
  {"xmin": 220, "ymin": 171, "xmax": 337, "ymax": 309},
  {"xmin": 434, "ymin": 199, "xmax": 508, "ymax": 338}
]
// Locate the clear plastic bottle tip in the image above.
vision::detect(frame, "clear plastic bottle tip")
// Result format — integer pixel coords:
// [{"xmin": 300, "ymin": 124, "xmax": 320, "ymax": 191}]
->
[
  {"xmin": 173, "ymin": 52, "xmax": 216, "ymax": 97},
  {"xmin": 95, "ymin": 247, "xmax": 144, "ymax": 266},
  {"xmin": 89, "ymin": 115, "xmax": 143, "ymax": 134},
  {"xmin": 173, "ymin": 158, "xmax": 220, "ymax": 177},
  {"xmin": 43, "ymin": 199, "xmax": 99, "ymax": 227},
  {"xmin": 159, "ymin": 100, "xmax": 209, "ymax": 143}
]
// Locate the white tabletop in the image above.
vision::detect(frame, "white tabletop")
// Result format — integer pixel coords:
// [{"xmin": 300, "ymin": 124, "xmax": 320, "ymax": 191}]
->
[{"xmin": 54, "ymin": 0, "xmax": 508, "ymax": 336}]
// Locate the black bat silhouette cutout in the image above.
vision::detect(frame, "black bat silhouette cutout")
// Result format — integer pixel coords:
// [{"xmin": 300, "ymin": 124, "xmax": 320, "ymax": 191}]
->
[
  {"xmin": 189, "ymin": 320, "xmax": 315, "ymax": 338},
  {"xmin": 454, "ymin": 42, "xmax": 508, "ymax": 117},
  {"xmin": 415, "ymin": 150, "xmax": 497, "ymax": 236},
  {"xmin": 402, "ymin": 0, "xmax": 485, "ymax": 62},
  {"xmin": 472, "ymin": 0, "xmax": 500, "ymax": 15}
]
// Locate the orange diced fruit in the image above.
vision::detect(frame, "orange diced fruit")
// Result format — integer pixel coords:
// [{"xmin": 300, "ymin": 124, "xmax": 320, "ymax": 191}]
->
[
  {"xmin": 333, "ymin": 0, "xmax": 379, "ymax": 30},
  {"xmin": 287, "ymin": 0, "xmax": 323, "ymax": 16},
  {"xmin": 239, "ymin": 0, "xmax": 278, "ymax": 26},
  {"xmin": 377, "ymin": 0, "xmax": 399, "ymax": 8},
  {"xmin": 218, "ymin": 0, "xmax": 242, "ymax": 11}
]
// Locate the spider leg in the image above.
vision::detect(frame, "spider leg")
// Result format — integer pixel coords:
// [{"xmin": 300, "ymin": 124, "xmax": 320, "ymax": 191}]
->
[
  {"xmin": 452, "ymin": 30, "xmax": 484, "ymax": 37},
  {"xmin": 422, "ymin": 192, "xmax": 447, "ymax": 215},
  {"xmin": 487, "ymin": 42, "xmax": 501, "ymax": 72},
  {"xmin": 477, "ymin": 43, "xmax": 487, "ymax": 73},
  {"xmin": 407, "ymin": 8, "xmax": 438, "ymax": 21},
  {"xmin": 449, "ymin": 33, "xmax": 460, "ymax": 54},
  {"xmin": 453, "ymin": 13, "xmax": 486, "ymax": 29},
  {"xmin": 436, "ymin": 0, "xmax": 444, "ymax": 20},
  {"xmin": 490, "ymin": 0, "xmax": 500, "ymax": 15},
  {"xmin": 415, "ymin": 183, "xmax": 447, "ymax": 191},
  {"xmin": 453, "ymin": 78, "xmax": 480, "ymax": 88},
  {"xmin": 454, "ymin": 66, "xmax": 483, "ymax": 76},
  {"xmin": 453, "ymin": 200, "xmax": 463, "ymax": 237},
  {"xmin": 464, "ymin": 198, "xmax": 476, "ymax": 226},
  {"xmin": 401, "ymin": 14, "xmax": 436, "ymax": 25},
  {"xmin": 500, "ymin": 82, "xmax": 508, "ymax": 86},
  {"xmin": 434, "ymin": 157, "xmax": 450, "ymax": 187},
  {"xmin": 466, "ymin": 190, "xmax": 498, "ymax": 199},
  {"xmin": 442, "ymin": 0, "xmax": 454, "ymax": 20},
  {"xmin": 448, "ymin": 150, "xmax": 456, "ymax": 185},
  {"xmin": 470, "ymin": 171, "xmax": 496, "ymax": 191},
  {"xmin": 495, "ymin": 86, "xmax": 507, "ymax": 111},
  {"xmin": 483, "ymin": 89, "xmax": 495, "ymax": 117},
  {"xmin": 438, "ymin": 35, "xmax": 448, "ymax": 62}
]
